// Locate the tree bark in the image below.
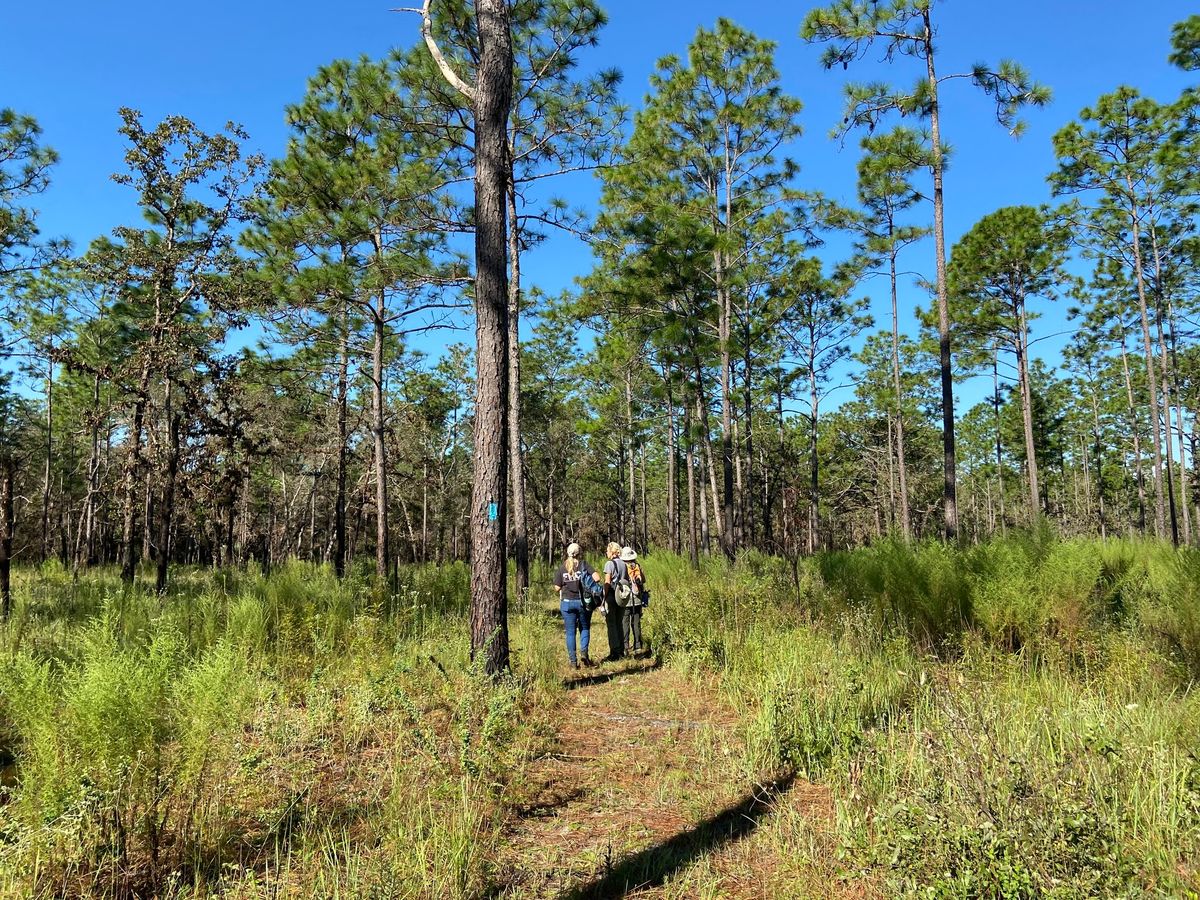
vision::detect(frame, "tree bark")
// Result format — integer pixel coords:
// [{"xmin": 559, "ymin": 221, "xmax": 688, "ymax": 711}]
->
[
  {"xmin": 1088, "ymin": 377, "xmax": 1108, "ymax": 539},
  {"xmin": 155, "ymin": 378, "xmax": 181, "ymax": 594},
  {"xmin": 1016, "ymin": 298, "xmax": 1040, "ymax": 519},
  {"xmin": 807, "ymin": 341, "xmax": 820, "ymax": 555},
  {"xmin": 889, "ymin": 244, "xmax": 912, "ymax": 540},
  {"xmin": 468, "ymin": 0, "xmax": 513, "ymax": 676},
  {"xmin": 992, "ymin": 345, "xmax": 1007, "ymax": 534},
  {"xmin": 1119, "ymin": 338, "xmax": 1148, "ymax": 535},
  {"xmin": 923, "ymin": 8, "xmax": 958, "ymax": 541},
  {"xmin": 685, "ymin": 400, "xmax": 698, "ymax": 568},
  {"xmin": 506, "ymin": 173, "xmax": 530, "ymax": 601},
  {"xmin": 78, "ymin": 372, "xmax": 102, "ymax": 572},
  {"xmin": 371, "ymin": 279, "xmax": 390, "ymax": 580},
  {"xmin": 1126, "ymin": 200, "xmax": 1166, "ymax": 538},
  {"xmin": 335, "ymin": 297, "xmax": 349, "ymax": 577},
  {"xmin": 0, "ymin": 458, "xmax": 13, "ymax": 619},
  {"xmin": 40, "ymin": 352, "xmax": 52, "ymax": 564},
  {"xmin": 664, "ymin": 363, "xmax": 679, "ymax": 554},
  {"xmin": 120, "ymin": 361, "xmax": 152, "ymax": 583},
  {"xmin": 625, "ymin": 365, "xmax": 637, "ymax": 545}
]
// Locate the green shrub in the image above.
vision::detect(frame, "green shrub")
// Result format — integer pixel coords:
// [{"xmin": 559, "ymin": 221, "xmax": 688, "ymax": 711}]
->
[
  {"xmin": 817, "ymin": 539, "xmax": 973, "ymax": 651},
  {"xmin": 1138, "ymin": 547, "xmax": 1200, "ymax": 680}
]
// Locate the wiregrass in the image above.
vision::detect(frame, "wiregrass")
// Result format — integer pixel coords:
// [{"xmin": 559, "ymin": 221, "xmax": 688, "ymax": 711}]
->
[
  {"xmin": 0, "ymin": 559, "xmax": 552, "ymax": 899},
  {"xmin": 2, "ymin": 534, "xmax": 1199, "ymax": 897},
  {"xmin": 644, "ymin": 535, "xmax": 1200, "ymax": 897}
]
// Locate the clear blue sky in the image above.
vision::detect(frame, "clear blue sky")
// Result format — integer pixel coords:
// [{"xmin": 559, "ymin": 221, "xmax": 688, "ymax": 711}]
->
[{"xmin": 3, "ymin": 0, "xmax": 1196, "ymax": 410}]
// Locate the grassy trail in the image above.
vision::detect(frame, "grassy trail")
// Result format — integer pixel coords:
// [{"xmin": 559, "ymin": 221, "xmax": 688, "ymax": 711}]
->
[{"xmin": 494, "ymin": 611, "xmax": 841, "ymax": 899}]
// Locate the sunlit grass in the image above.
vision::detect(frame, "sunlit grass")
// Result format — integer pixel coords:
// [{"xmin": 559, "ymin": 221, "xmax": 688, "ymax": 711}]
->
[{"xmin": 2, "ymin": 533, "xmax": 1199, "ymax": 896}]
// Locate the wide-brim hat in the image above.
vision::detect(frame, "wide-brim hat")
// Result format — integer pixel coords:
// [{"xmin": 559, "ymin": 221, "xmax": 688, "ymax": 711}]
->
[{"xmin": 620, "ymin": 546, "xmax": 637, "ymax": 562}]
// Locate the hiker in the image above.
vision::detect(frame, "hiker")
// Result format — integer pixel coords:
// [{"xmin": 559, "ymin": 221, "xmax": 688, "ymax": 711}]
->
[
  {"xmin": 620, "ymin": 546, "xmax": 649, "ymax": 656},
  {"xmin": 554, "ymin": 542, "xmax": 600, "ymax": 670},
  {"xmin": 601, "ymin": 541, "xmax": 627, "ymax": 661}
]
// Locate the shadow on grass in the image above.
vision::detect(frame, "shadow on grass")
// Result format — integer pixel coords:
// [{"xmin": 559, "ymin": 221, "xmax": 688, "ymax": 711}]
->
[
  {"xmin": 563, "ymin": 656, "xmax": 663, "ymax": 690},
  {"xmin": 562, "ymin": 772, "xmax": 796, "ymax": 899}
]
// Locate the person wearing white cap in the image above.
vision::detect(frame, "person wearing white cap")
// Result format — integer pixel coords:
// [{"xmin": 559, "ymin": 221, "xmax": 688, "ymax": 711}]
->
[{"xmin": 553, "ymin": 542, "xmax": 600, "ymax": 669}]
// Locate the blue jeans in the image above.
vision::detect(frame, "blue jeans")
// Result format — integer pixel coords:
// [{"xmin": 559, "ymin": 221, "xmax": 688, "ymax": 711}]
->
[{"xmin": 561, "ymin": 599, "xmax": 591, "ymax": 664}]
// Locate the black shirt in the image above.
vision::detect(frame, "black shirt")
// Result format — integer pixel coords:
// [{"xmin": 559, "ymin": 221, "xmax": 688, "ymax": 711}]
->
[{"xmin": 554, "ymin": 560, "xmax": 592, "ymax": 601}]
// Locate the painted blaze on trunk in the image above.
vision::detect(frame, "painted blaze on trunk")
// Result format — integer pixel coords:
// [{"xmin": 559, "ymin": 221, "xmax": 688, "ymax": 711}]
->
[{"xmin": 470, "ymin": 0, "xmax": 514, "ymax": 675}]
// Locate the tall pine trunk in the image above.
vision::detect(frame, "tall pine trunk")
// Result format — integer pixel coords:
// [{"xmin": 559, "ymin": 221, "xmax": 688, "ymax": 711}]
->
[
  {"xmin": 807, "ymin": 343, "xmax": 820, "ymax": 555},
  {"xmin": 1126, "ymin": 201, "xmax": 1165, "ymax": 537},
  {"xmin": 924, "ymin": 8, "xmax": 958, "ymax": 541},
  {"xmin": 889, "ymin": 244, "xmax": 912, "ymax": 539},
  {"xmin": 41, "ymin": 353, "xmax": 52, "ymax": 564},
  {"xmin": 1088, "ymin": 379, "xmax": 1108, "ymax": 538},
  {"xmin": 717, "ymin": 163, "xmax": 736, "ymax": 560},
  {"xmin": 1016, "ymin": 298, "xmax": 1040, "ymax": 518},
  {"xmin": 685, "ymin": 400, "xmax": 698, "ymax": 568},
  {"xmin": 120, "ymin": 361, "xmax": 152, "ymax": 584},
  {"xmin": 625, "ymin": 366, "xmax": 637, "ymax": 545},
  {"xmin": 469, "ymin": 0, "xmax": 513, "ymax": 676},
  {"xmin": 155, "ymin": 378, "xmax": 181, "ymax": 594},
  {"xmin": 78, "ymin": 372, "xmax": 102, "ymax": 572},
  {"xmin": 371, "ymin": 282, "xmax": 390, "ymax": 580},
  {"xmin": 335, "ymin": 297, "xmax": 349, "ymax": 577},
  {"xmin": 1149, "ymin": 227, "xmax": 1187, "ymax": 546},
  {"xmin": 506, "ymin": 174, "xmax": 530, "ymax": 601},
  {"xmin": 665, "ymin": 364, "xmax": 679, "ymax": 554},
  {"xmin": 992, "ymin": 346, "xmax": 1007, "ymax": 534},
  {"xmin": 1119, "ymin": 338, "xmax": 1148, "ymax": 534},
  {"xmin": 0, "ymin": 458, "xmax": 13, "ymax": 619}
]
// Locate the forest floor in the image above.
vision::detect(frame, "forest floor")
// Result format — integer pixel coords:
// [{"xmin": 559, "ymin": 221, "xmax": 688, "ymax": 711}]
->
[{"xmin": 492, "ymin": 607, "xmax": 855, "ymax": 899}]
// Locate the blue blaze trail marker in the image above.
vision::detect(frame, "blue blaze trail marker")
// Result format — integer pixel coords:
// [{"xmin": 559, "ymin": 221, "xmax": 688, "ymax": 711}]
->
[{"xmin": 488, "ymin": 501, "xmax": 498, "ymax": 522}]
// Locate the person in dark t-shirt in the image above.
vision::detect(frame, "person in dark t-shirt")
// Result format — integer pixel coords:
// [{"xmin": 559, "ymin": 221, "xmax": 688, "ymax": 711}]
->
[{"xmin": 554, "ymin": 542, "xmax": 598, "ymax": 669}]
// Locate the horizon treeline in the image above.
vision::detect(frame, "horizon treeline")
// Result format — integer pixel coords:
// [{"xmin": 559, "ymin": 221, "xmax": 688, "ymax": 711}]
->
[{"xmin": 2, "ymin": 5, "xmax": 1199, "ymax": 603}]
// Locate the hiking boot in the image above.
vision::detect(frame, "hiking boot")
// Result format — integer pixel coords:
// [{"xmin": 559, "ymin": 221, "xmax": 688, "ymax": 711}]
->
[{"xmin": 582, "ymin": 655, "xmax": 597, "ymax": 668}]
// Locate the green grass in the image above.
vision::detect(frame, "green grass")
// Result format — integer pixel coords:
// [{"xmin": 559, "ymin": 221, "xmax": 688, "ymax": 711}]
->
[
  {"xmin": 0, "ymin": 559, "xmax": 550, "ymax": 899},
  {"xmin": 1, "ymin": 534, "xmax": 1199, "ymax": 897},
  {"xmin": 642, "ymin": 535, "xmax": 1200, "ymax": 897}
]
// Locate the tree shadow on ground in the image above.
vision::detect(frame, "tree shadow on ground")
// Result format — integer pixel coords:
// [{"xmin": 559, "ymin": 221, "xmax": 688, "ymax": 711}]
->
[
  {"xmin": 562, "ymin": 772, "xmax": 797, "ymax": 899},
  {"xmin": 563, "ymin": 656, "xmax": 662, "ymax": 690}
]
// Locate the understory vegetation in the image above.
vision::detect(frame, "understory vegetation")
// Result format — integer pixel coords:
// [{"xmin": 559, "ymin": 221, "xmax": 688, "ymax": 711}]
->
[{"xmin": 2, "ymin": 533, "xmax": 1199, "ymax": 897}]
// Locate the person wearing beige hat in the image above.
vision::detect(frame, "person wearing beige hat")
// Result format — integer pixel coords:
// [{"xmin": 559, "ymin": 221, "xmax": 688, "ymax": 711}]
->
[
  {"xmin": 553, "ymin": 542, "xmax": 600, "ymax": 669},
  {"xmin": 618, "ymin": 546, "xmax": 648, "ymax": 655}
]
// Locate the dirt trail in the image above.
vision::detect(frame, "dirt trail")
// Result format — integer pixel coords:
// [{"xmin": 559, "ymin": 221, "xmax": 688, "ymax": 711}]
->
[{"xmin": 493, "ymin": 615, "xmax": 836, "ymax": 899}]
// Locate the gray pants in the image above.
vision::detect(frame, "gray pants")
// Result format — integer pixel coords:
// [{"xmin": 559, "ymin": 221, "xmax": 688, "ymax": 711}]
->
[{"xmin": 622, "ymin": 605, "xmax": 643, "ymax": 653}]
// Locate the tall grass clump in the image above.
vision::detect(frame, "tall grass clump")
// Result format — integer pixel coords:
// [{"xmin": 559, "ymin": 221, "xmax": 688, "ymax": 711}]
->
[
  {"xmin": 837, "ymin": 649, "xmax": 1200, "ymax": 897},
  {"xmin": 0, "ymin": 560, "xmax": 543, "ymax": 898},
  {"xmin": 0, "ymin": 620, "xmax": 258, "ymax": 894},
  {"xmin": 636, "ymin": 537, "xmax": 1200, "ymax": 895}
]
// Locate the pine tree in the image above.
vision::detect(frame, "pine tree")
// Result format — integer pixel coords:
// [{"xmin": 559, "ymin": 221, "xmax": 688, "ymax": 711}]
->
[
  {"xmin": 1052, "ymin": 89, "xmax": 1179, "ymax": 540},
  {"xmin": 246, "ymin": 57, "xmax": 461, "ymax": 580},
  {"xmin": 844, "ymin": 127, "xmax": 932, "ymax": 539},
  {"xmin": 947, "ymin": 205, "xmax": 1070, "ymax": 520},
  {"xmin": 0, "ymin": 109, "xmax": 60, "ymax": 280},
  {"xmin": 803, "ymin": 0, "xmax": 1051, "ymax": 540},
  {"xmin": 89, "ymin": 109, "xmax": 261, "ymax": 589},
  {"xmin": 596, "ymin": 19, "xmax": 804, "ymax": 557}
]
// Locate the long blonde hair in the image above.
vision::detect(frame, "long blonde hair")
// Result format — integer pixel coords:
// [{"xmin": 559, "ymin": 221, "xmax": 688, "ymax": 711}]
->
[{"xmin": 566, "ymin": 542, "xmax": 581, "ymax": 574}]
